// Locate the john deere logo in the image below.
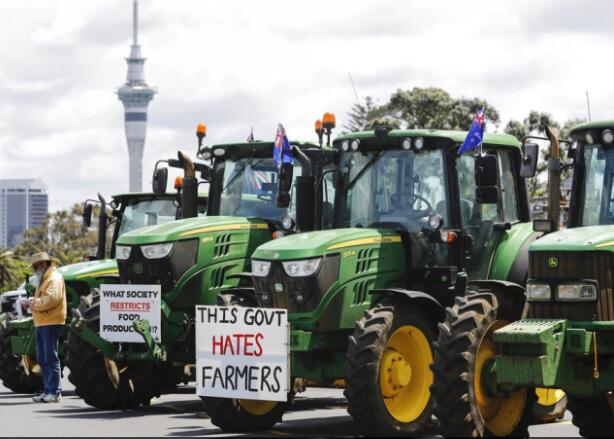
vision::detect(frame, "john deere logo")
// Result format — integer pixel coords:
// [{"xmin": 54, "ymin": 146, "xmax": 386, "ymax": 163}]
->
[
  {"xmin": 274, "ymin": 283, "xmax": 284, "ymax": 293},
  {"xmin": 547, "ymin": 257, "xmax": 559, "ymax": 268}
]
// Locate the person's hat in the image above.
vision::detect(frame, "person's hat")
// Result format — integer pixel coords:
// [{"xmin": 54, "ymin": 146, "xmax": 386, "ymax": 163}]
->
[{"xmin": 30, "ymin": 252, "xmax": 51, "ymax": 267}]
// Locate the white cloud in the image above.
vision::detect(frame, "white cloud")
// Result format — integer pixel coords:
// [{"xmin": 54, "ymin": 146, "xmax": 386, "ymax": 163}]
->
[{"xmin": 0, "ymin": 0, "xmax": 608, "ymax": 210}]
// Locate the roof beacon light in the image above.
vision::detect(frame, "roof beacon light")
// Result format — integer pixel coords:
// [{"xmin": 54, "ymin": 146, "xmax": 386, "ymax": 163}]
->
[
  {"xmin": 315, "ymin": 119, "xmax": 324, "ymax": 147},
  {"xmin": 174, "ymin": 176, "xmax": 184, "ymax": 190},
  {"xmin": 322, "ymin": 112, "xmax": 336, "ymax": 147},
  {"xmin": 196, "ymin": 123, "xmax": 207, "ymax": 154}
]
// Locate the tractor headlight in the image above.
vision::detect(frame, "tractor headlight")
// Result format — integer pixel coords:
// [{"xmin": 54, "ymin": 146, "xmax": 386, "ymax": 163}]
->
[
  {"xmin": 557, "ymin": 283, "xmax": 598, "ymax": 301},
  {"xmin": 116, "ymin": 245, "xmax": 132, "ymax": 260},
  {"xmin": 526, "ymin": 283, "xmax": 551, "ymax": 301},
  {"xmin": 252, "ymin": 260, "xmax": 272, "ymax": 277},
  {"xmin": 141, "ymin": 243, "xmax": 174, "ymax": 259},
  {"xmin": 341, "ymin": 140, "xmax": 350, "ymax": 151},
  {"xmin": 282, "ymin": 258, "xmax": 322, "ymax": 277},
  {"xmin": 350, "ymin": 139, "xmax": 360, "ymax": 151}
]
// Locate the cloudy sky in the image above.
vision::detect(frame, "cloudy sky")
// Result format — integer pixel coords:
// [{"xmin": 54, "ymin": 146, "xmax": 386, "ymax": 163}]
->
[{"xmin": 0, "ymin": 0, "xmax": 610, "ymax": 210}]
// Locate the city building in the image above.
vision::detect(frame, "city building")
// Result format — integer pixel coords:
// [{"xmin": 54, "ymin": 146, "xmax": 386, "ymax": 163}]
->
[
  {"xmin": 0, "ymin": 179, "xmax": 48, "ymax": 248},
  {"xmin": 117, "ymin": 0, "xmax": 156, "ymax": 193}
]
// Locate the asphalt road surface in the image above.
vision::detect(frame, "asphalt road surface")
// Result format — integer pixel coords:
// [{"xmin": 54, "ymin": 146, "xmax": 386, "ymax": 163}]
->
[{"xmin": 0, "ymin": 378, "xmax": 580, "ymax": 437}]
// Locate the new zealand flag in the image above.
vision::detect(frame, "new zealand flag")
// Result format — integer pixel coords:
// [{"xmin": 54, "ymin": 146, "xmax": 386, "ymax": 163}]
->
[
  {"xmin": 458, "ymin": 108, "xmax": 486, "ymax": 155},
  {"xmin": 273, "ymin": 123, "xmax": 294, "ymax": 166}
]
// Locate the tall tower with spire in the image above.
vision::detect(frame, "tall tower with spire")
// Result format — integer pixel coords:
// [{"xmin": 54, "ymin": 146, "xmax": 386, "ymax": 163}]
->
[{"xmin": 117, "ymin": 0, "xmax": 156, "ymax": 193}]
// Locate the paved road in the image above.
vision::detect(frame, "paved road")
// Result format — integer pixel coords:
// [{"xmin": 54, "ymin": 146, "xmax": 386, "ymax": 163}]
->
[{"xmin": 0, "ymin": 379, "xmax": 580, "ymax": 437}]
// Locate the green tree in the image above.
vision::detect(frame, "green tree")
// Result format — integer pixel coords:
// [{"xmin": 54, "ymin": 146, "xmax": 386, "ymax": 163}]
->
[
  {"xmin": 504, "ymin": 111, "xmax": 585, "ymax": 198},
  {"xmin": 13, "ymin": 204, "xmax": 98, "ymax": 266},
  {"xmin": 344, "ymin": 96, "xmax": 376, "ymax": 132},
  {"xmin": 0, "ymin": 250, "xmax": 14, "ymax": 290},
  {"xmin": 372, "ymin": 87, "xmax": 500, "ymax": 130}
]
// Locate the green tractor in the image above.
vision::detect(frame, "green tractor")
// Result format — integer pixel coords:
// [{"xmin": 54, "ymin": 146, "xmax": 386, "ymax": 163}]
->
[
  {"xmin": 65, "ymin": 129, "xmax": 338, "ymax": 409},
  {"xmin": 432, "ymin": 120, "xmax": 614, "ymax": 437},
  {"xmin": 0, "ymin": 151, "xmax": 208, "ymax": 394},
  {"xmin": 202, "ymin": 127, "xmax": 546, "ymax": 434}
]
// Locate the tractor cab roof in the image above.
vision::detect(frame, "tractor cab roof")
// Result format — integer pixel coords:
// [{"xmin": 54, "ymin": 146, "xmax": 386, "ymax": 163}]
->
[
  {"xmin": 334, "ymin": 129, "xmax": 520, "ymax": 151},
  {"xmin": 200, "ymin": 140, "xmax": 334, "ymax": 160},
  {"xmin": 110, "ymin": 192, "xmax": 207, "ymax": 207},
  {"xmin": 569, "ymin": 119, "xmax": 614, "ymax": 141}
]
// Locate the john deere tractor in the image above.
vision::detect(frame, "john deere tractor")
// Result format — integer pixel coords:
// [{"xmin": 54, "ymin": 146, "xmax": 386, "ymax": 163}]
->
[
  {"xmin": 203, "ymin": 127, "xmax": 546, "ymax": 434},
  {"xmin": 65, "ymin": 129, "xmax": 338, "ymax": 409},
  {"xmin": 431, "ymin": 121, "xmax": 614, "ymax": 437},
  {"xmin": 0, "ymin": 143, "xmax": 209, "ymax": 395}
]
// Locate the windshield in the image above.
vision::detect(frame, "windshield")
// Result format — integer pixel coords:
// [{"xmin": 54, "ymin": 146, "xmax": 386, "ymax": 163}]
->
[
  {"xmin": 581, "ymin": 144, "xmax": 614, "ymax": 226},
  {"xmin": 118, "ymin": 199, "xmax": 181, "ymax": 236},
  {"xmin": 340, "ymin": 149, "xmax": 449, "ymax": 231},
  {"xmin": 218, "ymin": 157, "xmax": 300, "ymax": 223}
]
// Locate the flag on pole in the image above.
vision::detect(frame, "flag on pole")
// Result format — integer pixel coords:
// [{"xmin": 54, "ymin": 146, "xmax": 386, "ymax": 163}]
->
[
  {"xmin": 247, "ymin": 127, "xmax": 254, "ymax": 143},
  {"xmin": 273, "ymin": 123, "xmax": 294, "ymax": 166},
  {"xmin": 458, "ymin": 108, "xmax": 486, "ymax": 155}
]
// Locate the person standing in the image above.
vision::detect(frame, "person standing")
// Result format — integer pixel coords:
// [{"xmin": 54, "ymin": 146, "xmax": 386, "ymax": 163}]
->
[{"xmin": 28, "ymin": 252, "xmax": 66, "ymax": 403}]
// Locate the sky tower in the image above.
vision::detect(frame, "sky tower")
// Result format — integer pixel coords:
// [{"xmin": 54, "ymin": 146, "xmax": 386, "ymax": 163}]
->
[{"xmin": 117, "ymin": 0, "xmax": 156, "ymax": 193}]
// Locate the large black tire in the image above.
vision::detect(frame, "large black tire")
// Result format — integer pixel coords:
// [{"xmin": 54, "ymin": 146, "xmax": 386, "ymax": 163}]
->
[
  {"xmin": 0, "ymin": 320, "xmax": 43, "ymax": 394},
  {"xmin": 568, "ymin": 394, "xmax": 614, "ymax": 437},
  {"xmin": 65, "ymin": 289, "xmax": 162, "ymax": 409},
  {"xmin": 431, "ymin": 292, "xmax": 535, "ymax": 437},
  {"xmin": 344, "ymin": 303, "xmax": 436, "ymax": 435},
  {"xmin": 202, "ymin": 290, "xmax": 287, "ymax": 432}
]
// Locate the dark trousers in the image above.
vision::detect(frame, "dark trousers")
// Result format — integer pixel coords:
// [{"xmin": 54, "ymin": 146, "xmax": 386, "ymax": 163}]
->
[{"xmin": 35, "ymin": 325, "xmax": 63, "ymax": 395}]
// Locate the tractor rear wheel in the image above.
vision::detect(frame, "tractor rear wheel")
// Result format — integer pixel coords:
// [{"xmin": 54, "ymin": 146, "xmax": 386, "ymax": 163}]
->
[
  {"xmin": 568, "ymin": 393, "xmax": 614, "ymax": 437},
  {"xmin": 202, "ymin": 290, "xmax": 286, "ymax": 432},
  {"xmin": 65, "ymin": 289, "xmax": 161, "ymax": 409},
  {"xmin": 0, "ymin": 320, "xmax": 42, "ymax": 394},
  {"xmin": 431, "ymin": 291, "xmax": 535, "ymax": 437},
  {"xmin": 344, "ymin": 303, "xmax": 436, "ymax": 435}
]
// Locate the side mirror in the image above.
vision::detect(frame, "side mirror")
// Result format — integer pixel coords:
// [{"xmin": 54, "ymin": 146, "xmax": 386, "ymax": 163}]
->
[
  {"xmin": 520, "ymin": 143, "xmax": 539, "ymax": 178},
  {"xmin": 82, "ymin": 203, "xmax": 93, "ymax": 228},
  {"xmin": 152, "ymin": 167, "xmax": 168, "ymax": 195},
  {"xmin": 475, "ymin": 154, "xmax": 498, "ymax": 187},
  {"xmin": 533, "ymin": 219, "xmax": 555, "ymax": 233},
  {"xmin": 276, "ymin": 163, "xmax": 294, "ymax": 208},
  {"xmin": 476, "ymin": 186, "xmax": 499, "ymax": 204}
]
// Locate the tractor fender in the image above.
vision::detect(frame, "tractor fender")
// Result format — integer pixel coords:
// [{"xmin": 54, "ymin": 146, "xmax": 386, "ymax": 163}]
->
[
  {"xmin": 468, "ymin": 280, "xmax": 527, "ymax": 320},
  {"xmin": 506, "ymin": 231, "xmax": 540, "ymax": 285},
  {"xmin": 370, "ymin": 288, "xmax": 445, "ymax": 322}
]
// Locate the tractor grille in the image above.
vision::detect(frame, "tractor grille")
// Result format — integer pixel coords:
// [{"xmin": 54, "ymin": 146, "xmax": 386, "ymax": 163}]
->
[
  {"xmin": 117, "ymin": 239, "xmax": 199, "ymax": 295},
  {"xmin": 528, "ymin": 251, "xmax": 614, "ymax": 321},
  {"xmin": 253, "ymin": 255, "xmax": 339, "ymax": 313}
]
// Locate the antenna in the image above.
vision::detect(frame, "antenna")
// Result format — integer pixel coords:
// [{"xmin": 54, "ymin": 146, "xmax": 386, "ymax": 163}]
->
[
  {"xmin": 133, "ymin": 0, "xmax": 138, "ymax": 45},
  {"xmin": 586, "ymin": 91, "xmax": 592, "ymax": 121},
  {"xmin": 348, "ymin": 72, "xmax": 361, "ymax": 106}
]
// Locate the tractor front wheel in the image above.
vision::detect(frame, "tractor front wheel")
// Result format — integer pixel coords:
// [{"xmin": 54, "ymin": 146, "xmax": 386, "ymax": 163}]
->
[
  {"xmin": 344, "ymin": 303, "xmax": 436, "ymax": 435},
  {"xmin": 0, "ymin": 320, "xmax": 43, "ymax": 394},
  {"xmin": 533, "ymin": 388, "xmax": 567, "ymax": 423},
  {"xmin": 65, "ymin": 289, "xmax": 162, "ymax": 409},
  {"xmin": 568, "ymin": 393, "xmax": 614, "ymax": 437},
  {"xmin": 431, "ymin": 292, "xmax": 535, "ymax": 437},
  {"xmin": 203, "ymin": 398, "xmax": 287, "ymax": 432}
]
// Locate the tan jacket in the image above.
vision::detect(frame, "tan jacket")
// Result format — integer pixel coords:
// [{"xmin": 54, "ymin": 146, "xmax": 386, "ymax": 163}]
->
[{"xmin": 32, "ymin": 266, "xmax": 67, "ymax": 327}]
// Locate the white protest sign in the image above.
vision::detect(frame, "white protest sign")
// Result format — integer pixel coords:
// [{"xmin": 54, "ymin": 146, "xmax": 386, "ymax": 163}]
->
[
  {"xmin": 195, "ymin": 305, "xmax": 289, "ymax": 402},
  {"xmin": 99, "ymin": 284, "xmax": 161, "ymax": 343}
]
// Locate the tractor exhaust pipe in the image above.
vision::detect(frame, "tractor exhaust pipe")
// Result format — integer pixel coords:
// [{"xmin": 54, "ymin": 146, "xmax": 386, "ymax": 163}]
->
[
  {"xmin": 178, "ymin": 151, "xmax": 198, "ymax": 219},
  {"xmin": 96, "ymin": 193, "xmax": 107, "ymax": 260},
  {"xmin": 545, "ymin": 125, "xmax": 561, "ymax": 232}
]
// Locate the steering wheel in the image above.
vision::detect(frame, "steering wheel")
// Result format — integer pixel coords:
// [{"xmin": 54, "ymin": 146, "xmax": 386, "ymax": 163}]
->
[{"xmin": 408, "ymin": 193, "xmax": 433, "ymax": 219}]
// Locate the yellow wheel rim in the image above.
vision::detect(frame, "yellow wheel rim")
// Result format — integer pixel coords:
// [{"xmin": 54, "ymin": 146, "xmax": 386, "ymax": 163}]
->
[
  {"xmin": 535, "ymin": 388, "xmax": 565, "ymax": 407},
  {"xmin": 379, "ymin": 324, "xmax": 432, "ymax": 423},
  {"xmin": 238, "ymin": 399, "xmax": 278, "ymax": 416},
  {"xmin": 474, "ymin": 320, "xmax": 528, "ymax": 436}
]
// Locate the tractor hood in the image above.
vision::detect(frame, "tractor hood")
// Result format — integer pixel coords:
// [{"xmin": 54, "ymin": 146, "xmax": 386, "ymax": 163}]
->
[
  {"xmin": 530, "ymin": 225, "xmax": 614, "ymax": 253},
  {"xmin": 57, "ymin": 259, "xmax": 118, "ymax": 281},
  {"xmin": 116, "ymin": 216, "xmax": 269, "ymax": 245},
  {"xmin": 253, "ymin": 228, "xmax": 402, "ymax": 260}
]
